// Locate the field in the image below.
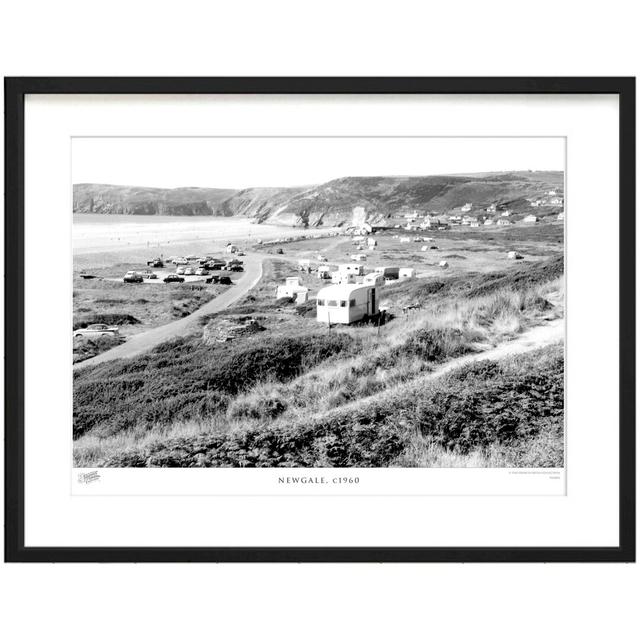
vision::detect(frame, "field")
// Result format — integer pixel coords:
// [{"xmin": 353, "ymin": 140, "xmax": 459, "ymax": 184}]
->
[{"xmin": 73, "ymin": 219, "xmax": 565, "ymax": 468}]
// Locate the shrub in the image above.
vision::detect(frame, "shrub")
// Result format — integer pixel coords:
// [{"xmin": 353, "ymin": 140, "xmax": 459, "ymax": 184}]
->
[{"xmin": 73, "ymin": 313, "xmax": 140, "ymax": 330}]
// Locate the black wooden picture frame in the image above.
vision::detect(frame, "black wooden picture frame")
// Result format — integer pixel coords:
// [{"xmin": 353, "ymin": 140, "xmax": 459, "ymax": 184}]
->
[{"xmin": 4, "ymin": 77, "xmax": 636, "ymax": 562}]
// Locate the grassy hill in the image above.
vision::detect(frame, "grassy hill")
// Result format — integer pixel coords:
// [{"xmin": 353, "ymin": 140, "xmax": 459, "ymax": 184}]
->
[
  {"xmin": 73, "ymin": 171, "xmax": 563, "ymax": 223},
  {"xmin": 215, "ymin": 171, "xmax": 563, "ymax": 226}
]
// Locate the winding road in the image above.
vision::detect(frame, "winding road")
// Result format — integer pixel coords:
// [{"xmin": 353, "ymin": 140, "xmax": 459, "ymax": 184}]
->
[{"xmin": 74, "ymin": 255, "xmax": 264, "ymax": 370}]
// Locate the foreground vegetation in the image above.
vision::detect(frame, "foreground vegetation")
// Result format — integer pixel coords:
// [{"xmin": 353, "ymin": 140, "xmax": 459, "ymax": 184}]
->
[
  {"xmin": 91, "ymin": 344, "xmax": 564, "ymax": 468},
  {"xmin": 74, "ymin": 254, "xmax": 564, "ymax": 467}
]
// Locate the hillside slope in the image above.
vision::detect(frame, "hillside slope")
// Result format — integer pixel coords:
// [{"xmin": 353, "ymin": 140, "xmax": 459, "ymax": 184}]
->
[
  {"xmin": 73, "ymin": 184, "xmax": 237, "ymax": 216},
  {"xmin": 214, "ymin": 171, "xmax": 563, "ymax": 226}
]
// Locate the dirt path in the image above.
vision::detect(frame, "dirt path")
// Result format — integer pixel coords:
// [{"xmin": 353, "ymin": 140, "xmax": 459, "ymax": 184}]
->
[
  {"xmin": 74, "ymin": 255, "xmax": 264, "ymax": 370},
  {"xmin": 331, "ymin": 317, "xmax": 564, "ymax": 418},
  {"xmin": 431, "ymin": 317, "xmax": 564, "ymax": 380}
]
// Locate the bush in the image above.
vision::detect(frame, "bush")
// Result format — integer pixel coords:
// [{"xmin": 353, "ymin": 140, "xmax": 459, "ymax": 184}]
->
[
  {"xmin": 74, "ymin": 331, "xmax": 355, "ymax": 438},
  {"xmin": 73, "ymin": 313, "xmax": 140, "ymax": 330}
]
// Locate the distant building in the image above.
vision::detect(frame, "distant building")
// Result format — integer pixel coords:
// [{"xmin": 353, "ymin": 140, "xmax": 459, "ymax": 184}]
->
[
  {"xmin": 549, "ymin": 197, "xmax": 563, "ymax": 206},
  {"xmin": 501, "ymin": 209, "xmax": 511, "ymax": 217},
  {"xmin": 557, "ymin": 212, "xmax": 565, "ymax": 221},
  {"xmin": 461, "ymin": 203, "xmax": 473, "ymax": 212},
  {"xmin": 523, "ymin": 214, "xmax": 539, "ymax": 223},
  {"xmin": 399, "ymin": 268, "xmax": 416, "ymax": 279},
  {"xmin": 486, "ymin": 204, "xmax": 497, "ymax": 213},
  {"xmin": 548, "ymin": 190, "xmax": 557, "ymax": 196},
  {"xmin": 484, "ymin": 219, "xmax": 494, "ymax": 226},
  {"xmin": 496, "ymin": 218, "xmax": 512, "ymax": 226}
]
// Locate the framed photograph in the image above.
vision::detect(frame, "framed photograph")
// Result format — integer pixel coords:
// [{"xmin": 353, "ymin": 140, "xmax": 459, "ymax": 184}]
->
[{"xmin": 4, "ymin": 77, "xmax": 635, "ymax": 562}]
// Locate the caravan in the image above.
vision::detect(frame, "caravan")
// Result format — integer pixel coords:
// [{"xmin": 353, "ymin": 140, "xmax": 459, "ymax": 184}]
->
[{"xmin": 316, "ymin": 284, "xmax": 379, "ymax": 324}]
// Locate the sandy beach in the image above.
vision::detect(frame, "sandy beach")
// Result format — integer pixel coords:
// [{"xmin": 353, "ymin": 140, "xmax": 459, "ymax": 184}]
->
[{"xmin": 73, "ymin": 214, "xmax": 334, "ymax": 255}]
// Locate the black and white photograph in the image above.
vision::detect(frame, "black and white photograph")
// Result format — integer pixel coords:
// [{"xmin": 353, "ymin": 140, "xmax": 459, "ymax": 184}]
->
[{"xmin": 72, "ymin": 136, "xmax": 565, "ymax": 470}]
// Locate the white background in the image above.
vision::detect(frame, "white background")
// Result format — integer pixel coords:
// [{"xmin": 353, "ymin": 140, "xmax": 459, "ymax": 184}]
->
[{"xmin": 1, "ymin": 1, "xmax": 638, "ymax": 639}]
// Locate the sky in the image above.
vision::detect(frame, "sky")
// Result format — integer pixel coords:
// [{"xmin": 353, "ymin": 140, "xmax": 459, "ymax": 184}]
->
[{"xmin": 72, "ymin": 137, "xmax": 565, "ymax": 190}]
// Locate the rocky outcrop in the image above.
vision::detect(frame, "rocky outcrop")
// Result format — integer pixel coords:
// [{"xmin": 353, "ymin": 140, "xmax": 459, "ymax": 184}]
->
[{"xmin": 202, "ymin": 315, "xmax": 265, "ymax": 344}]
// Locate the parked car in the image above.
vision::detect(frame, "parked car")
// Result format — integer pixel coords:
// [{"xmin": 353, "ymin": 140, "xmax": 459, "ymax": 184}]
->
[
  {"xmin": 228, "ymin": 265, "xmax": 244, "ymax": 272},
  {"xmin": 186, "ymin": 255, "xmax": 198, "ymax": 261},
  {"xmin": 206, "ymin": 261, "xmax": 225, "ymax": 270},
  {"xmin": 175, "ymin": 266, "xmax": 187, "ymax": 275},
  {"xmin": 123, "ymin": 271, "xmax": 143, "ymax": 283},
  {"xmin": 146, "ymin": 259, "xmax": 164, "ymax": 268},
  {"xmin": 172, "ymin": 257, "xmax": 188, "ymax": 265},
  {"xmin": 140, "ymin": 269, "xmax": 158, "ymax": 279},
  {"xmin": 184, "ymin": 267, "xmax": 196, "ymax": 276},
  {"xmin": 205, "ymin": 275, "xmax": 220, "ymax": 284},
  {"xmin": 276, "ymin": 248, "xmax": 284, "ymax": 254},
  {"xmin": 198, "ymin": 256, "xmax": 214, "ymax": 265},
  {"xmin": 236, "ymin": 251, "xmax": 246, "ymax": 256},
  {"xmin": 73, "ymin": 323, "xmax": 119, "ymax": 339},
  {"xmin": 218, "ymin": 276, "xmax": 232, "ymax": 285},
  {"xmin": 164, "ymin": 274, "xmax": 185, "ymax": 283},
  {"xmin": 195, "ymin": 267, "xmax": 210, "ymax": 276}
]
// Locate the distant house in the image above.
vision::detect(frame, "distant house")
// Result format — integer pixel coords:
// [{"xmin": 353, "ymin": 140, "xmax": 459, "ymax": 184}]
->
[
  {"xmin": 523, "ymin": 214, "xmax": 539, "ymax": 223},
  {"xmin": 501, "ymin": 209, "xmax": 511, "ymax": 217},
  {"xmin": 276, "ymin": 277, "xmax": 309, "ymax": 304},
  {"xmin": 530, "ymin": 200, "xmax": 542, "ymax": 208},
  {"xmin": 438, "ymin": 260, "xmax": 449, "ymax": 269},
  {"xmin": 484, "ymin": 219, "xmax": 494, "ymax": 226},
  {"xmin": 549, "ymin": 197, "xmax": 563, "ymax": 206},
  {"xmin": 496, "ymin": 218, "xmax": 512, "ymax": 226},
  {"xmin": 507, "ymin": 251, "xmax": 524, "ymax": 260},
  {"xmin": 486, "ymin": 204, "xmax": 497, "ymax": 213},
  {"xmin": 548, "ymin": 190, "xmax": 557, "ymax": 196},
  {"xmin": 367, "ymin": 238, "xmax": 377, "ymax": 248},
  {"xmin": 470, "ymin": 221, "xmax": 480, "ymax": 228},
  {"xmin": 461, "ymin": 203, "xmax": 473, "ymax": 212},
  {"xmin": 557, "ymin": 212, "xmax": 565, "ymax": 221},
  {"xmin": 400, "ymin": 237, "xmax": 411, "ymax": 243}
]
